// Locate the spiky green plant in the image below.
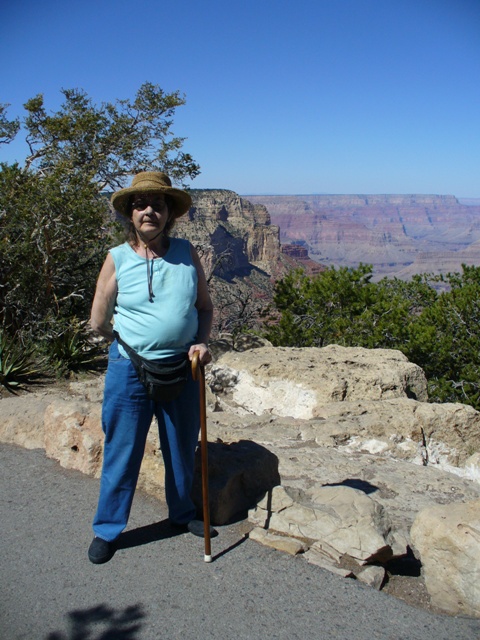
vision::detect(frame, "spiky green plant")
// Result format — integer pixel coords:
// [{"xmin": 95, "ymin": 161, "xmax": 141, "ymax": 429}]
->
[
  {"xmin": 46, "ymin": 319, "xmax": 104, "ymax": 374},
  {"xmin": 0, "ymin": 332, "xmax": 43, "ymax": 391}
]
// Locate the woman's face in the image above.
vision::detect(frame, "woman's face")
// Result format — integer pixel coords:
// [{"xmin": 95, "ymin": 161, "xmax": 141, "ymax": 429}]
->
[{"xmin": 130, "ymin": 193, "xmax": 170, "ymax": 238}]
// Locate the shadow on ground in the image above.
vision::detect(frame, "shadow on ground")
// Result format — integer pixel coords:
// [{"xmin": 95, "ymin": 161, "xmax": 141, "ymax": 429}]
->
[
  {"xmin": 116, "ymin": 518, "xmax": 182, "ymax": 550},
  {"xmin": 46, "ymin": 603, "xmax": 145, "ymax": 640}
]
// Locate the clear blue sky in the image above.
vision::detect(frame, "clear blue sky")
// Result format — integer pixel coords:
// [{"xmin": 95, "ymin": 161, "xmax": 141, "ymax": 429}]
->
[{"xmin": 1, "ymin": 0, "xmax": 479, "ymax": 196}]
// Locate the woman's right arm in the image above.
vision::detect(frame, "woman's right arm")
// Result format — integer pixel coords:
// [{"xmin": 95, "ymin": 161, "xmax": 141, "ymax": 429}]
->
[{"xmin": 90, "ymin": 253, "xmax": 118, "ymax": 342}]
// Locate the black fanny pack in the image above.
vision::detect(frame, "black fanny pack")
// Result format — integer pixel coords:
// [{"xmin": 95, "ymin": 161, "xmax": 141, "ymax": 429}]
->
[{"xmin": 114, "ymin": 331, "xmax": 189, "ymax": 402}]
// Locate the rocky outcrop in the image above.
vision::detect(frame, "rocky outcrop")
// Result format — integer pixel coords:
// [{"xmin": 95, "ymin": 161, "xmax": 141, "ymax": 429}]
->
[
  {"xmin": 250, "ymin": 484, "xmax": 393, "ymax": 565},
  {"xmin": 209, "ymin": 345, "xmax": 429, "ymax": 417},
  {"xmin": 175, "ymin": 189, "xmax": 292, "ymax": 279},
  {"xmin": 173, "ymin": 189, "xmax": 318, "ymax": 333},
  {"xmin": 245, "ymin": 194, "xmax": 480, "ymax": 279},
  {"xmin": 207, "ymin": 345, "xmax": 480, "ymax": 616},
  {"xmin": 281, "ymin": 244, "xmax": 325, "ymax": 274},
  {"xmin": 2, "ymin": 343, "xmax": 480, "ymax": 615},
  {"xmin": 410, "ymin": 500, "xmax": 480, "ymax": 617}
]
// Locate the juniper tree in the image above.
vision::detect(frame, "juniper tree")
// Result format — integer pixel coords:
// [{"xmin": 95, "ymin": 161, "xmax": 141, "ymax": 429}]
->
[{"xmin": 0, "ymin": 85, "xmax": 199, "ymax": 369}]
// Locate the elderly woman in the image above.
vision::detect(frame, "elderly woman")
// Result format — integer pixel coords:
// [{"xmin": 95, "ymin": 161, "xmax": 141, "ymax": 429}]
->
[{"xmin": 88, "ymin": 171, "xmax": 213, "ymax": 564}]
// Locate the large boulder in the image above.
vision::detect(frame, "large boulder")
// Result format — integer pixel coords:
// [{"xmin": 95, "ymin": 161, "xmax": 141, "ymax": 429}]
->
[
  {"xmin": 410, "ymin": 500, "xmax": 480, "ymax": 617},
  {"xmin": 209, "ymin": 345, "xmax": 428, "ymax": 418},
  {"xmin": 0, "ymin": 393, "xmax": 50, "ymax": 449},
  {"xmin": 192, "ymin": 440, "xmax": 280, "ymax": 525},
  {"xmin": 249, "ymin": 485, "xmax": 393, "ymax": 565}
]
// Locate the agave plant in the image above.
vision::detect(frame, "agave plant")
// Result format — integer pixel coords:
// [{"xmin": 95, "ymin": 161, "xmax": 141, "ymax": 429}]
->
[
  {"xmin": 46, "ymin": 319, "xmax": 104, "ymax": 374},
  {"xmin": 0, "ymin": 332, "xmax": 43, "ymax": 392}
]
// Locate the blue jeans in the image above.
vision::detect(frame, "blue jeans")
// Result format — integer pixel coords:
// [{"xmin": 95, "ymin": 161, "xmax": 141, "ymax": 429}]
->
[{"xmin": 93, "ymin": 341, "xmax": 200, "ymax": 542}]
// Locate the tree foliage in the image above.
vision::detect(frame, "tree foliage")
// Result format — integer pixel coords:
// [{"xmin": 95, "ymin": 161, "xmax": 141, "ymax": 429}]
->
[
  {"xmin": 22, "ymin": 83, "xmax": 200, "ymax": 188},
  {"xmin": 0, "ymin": 104, "xmax": 20, "ymax": 145},
  {"xmin": 265, "ymin": 265, "xmax": 434, "ymax": 349},
  {"xmin": 0, "ymin": 84, "xmax": 199, "ymax": 374},
  {"xmin": 0, "ymin": 164, "xmax": 110, "ymax": 339},
  {"xmin": 263, "ymin": 264, "xmax": 480, "ymax": 410},
  {"xmin": 407, "ymin": 266, "xmax": 480, "ymax": 407}
]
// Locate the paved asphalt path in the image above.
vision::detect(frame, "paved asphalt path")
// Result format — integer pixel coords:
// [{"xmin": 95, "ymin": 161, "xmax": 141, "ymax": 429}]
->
[{"xmin": 2, "ymin": 443, "xmax": 480, "ymax": 640}]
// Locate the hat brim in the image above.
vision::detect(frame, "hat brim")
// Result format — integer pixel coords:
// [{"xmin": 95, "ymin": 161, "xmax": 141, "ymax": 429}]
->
[{"xmin": 111, "ymin": 185, "xmax": 192, "ymax": 218}]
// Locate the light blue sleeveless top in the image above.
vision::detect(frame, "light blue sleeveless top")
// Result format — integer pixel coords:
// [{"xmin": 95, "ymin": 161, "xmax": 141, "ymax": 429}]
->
[{"xmin": 110, "ymin": 238, "xmax": 198, "ymax": 360}]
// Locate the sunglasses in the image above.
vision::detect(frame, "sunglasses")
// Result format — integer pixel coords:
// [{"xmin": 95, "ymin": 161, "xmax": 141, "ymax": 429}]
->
[{"xmin": 132, "ymin": 197, "xmax": 167, "ymax": 212}]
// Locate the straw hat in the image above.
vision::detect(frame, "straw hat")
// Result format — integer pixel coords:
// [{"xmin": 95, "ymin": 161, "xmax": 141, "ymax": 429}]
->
[{"xmin": 111, "ymin": 171, "xmax": 192, "ymax": 218}]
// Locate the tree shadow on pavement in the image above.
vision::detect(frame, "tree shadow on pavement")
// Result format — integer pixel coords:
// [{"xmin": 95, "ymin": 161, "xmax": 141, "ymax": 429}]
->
[{"xmin": 46, "ymin": 603, "xmax": 145, "ymax": 640}]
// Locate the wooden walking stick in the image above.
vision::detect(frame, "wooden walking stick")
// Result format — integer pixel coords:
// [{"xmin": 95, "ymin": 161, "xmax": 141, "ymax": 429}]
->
[{"xmin": 191, "ymin": 351, "xmax": 212, "ymax": 562}]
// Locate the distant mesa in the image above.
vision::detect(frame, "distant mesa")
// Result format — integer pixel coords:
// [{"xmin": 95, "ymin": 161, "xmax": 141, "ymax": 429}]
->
[
  {"xmin": 282, "ymin": 243, "xmax": 309, "ymax": 259},
  {"xmin": 281, "ymin": 242, "xmax": 325, "ymax": 275},
  {"xmin": 244, "ymin": 194, "xmax": 480, "ymax": 279}
]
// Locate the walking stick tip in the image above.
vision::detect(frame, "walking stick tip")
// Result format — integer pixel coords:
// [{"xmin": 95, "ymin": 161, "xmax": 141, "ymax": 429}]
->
[{"xmin": 204, "ymin": 554, "xmax": 212, "ymax": 563}]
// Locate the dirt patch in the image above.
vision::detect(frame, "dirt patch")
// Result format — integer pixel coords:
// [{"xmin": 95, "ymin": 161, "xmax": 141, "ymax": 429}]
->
[{"xmin": 383, "ymin": 574, "xmax": 435, "ymax": 612}]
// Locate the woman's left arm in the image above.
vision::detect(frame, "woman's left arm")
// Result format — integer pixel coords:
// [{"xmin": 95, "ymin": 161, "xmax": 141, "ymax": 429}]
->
[{"xmin": 189, "ymin": 244, "xmax": 214, "ymax": 364}]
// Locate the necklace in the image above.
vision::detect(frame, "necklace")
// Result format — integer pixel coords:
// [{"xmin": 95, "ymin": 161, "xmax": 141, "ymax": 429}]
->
[
  {"xmin": 144, "ymin": 243, "xmax": 155, "ymax": 303},
  {"xmin": 136, "ymin": 230, "xmax": 169, "ymax": 303}
]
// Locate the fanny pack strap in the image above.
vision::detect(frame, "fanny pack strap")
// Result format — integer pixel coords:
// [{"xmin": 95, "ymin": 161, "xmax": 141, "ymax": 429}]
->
[
  {"xmin": 113, "ymin": 331, "xmax": 187, "ymax": 374},
  {"xmin": 113, "ymin": 330, "xmax": 142, "ymax": 365}
]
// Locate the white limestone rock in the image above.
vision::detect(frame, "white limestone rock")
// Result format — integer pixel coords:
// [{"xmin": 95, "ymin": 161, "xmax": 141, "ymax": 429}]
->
[
  {"xmin": 250, "ymin": 484, "xmax": 393, "ymax": 564},
  {"xmin": 356, "ymin": 565, "xmax": 386, "ymax": 590},
  {"xmin": 210, "ymin": 345, "xmax": 428, "ymax": 418},
  {"xmin": 410, "ymin": 499, "xmax": 480, "ymax": 617},
  {"xmin": 248, "ymin": 527, "xmax": 307, "ymax": 555}
]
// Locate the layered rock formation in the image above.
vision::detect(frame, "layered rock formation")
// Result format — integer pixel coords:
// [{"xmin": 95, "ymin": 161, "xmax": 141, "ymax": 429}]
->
[
  {"xmin": 175, "ymin": 189, "xmax": 290, "ymax": 280},
  {"xmin": 172, "ymin": 190, "xmax": 322, "ymax": 333},
  {"xmin": 209, "ymin": 343, "xmax": 480, "ymax": 616},
  {"xmin": 244, "ymin": 194, "xmax": 480, "ymax": 279}
]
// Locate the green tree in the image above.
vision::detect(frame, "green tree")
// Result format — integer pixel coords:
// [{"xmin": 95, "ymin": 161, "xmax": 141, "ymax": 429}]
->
[
  {"xmin": 0, "ymin": 104, "xmax": 20, "ymax": 145},
  {"xmin": 368, "ymin": 274, "xmax": 438, "ymax": 349},
  {"xmin": 406, "ymin": 265, "xmax": 480, "ymax": 408},
  {"xmin": 0, "ymin": 84, "xmax": 199, "ymax": 375},
  {"xmin": 22, "ymin": 83, "xmax": 200, "ymax": 187},
  {"xmin": 264, "ymin": 264, "xmax": 422, "ymax": 349},
  {"xmin": 264, "ymin": 264, "xmax": 363, "ymax": 347},
  {"xmin": 0, "ymin": 164, "xmax": 109, "ymax": 338}
]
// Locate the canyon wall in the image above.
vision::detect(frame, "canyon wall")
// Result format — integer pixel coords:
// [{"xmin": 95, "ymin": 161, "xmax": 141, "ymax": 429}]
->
[
  {"xmin": 171, "ymin": 190, "xmax": 322, "ymax": 334},
  {"xmin": 176, "ymin": 189, "xmax": 286, "ymax": 280},
  {"xmin": 244, "ymin": 194, "xmax": 480, "ymax": 279}
]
